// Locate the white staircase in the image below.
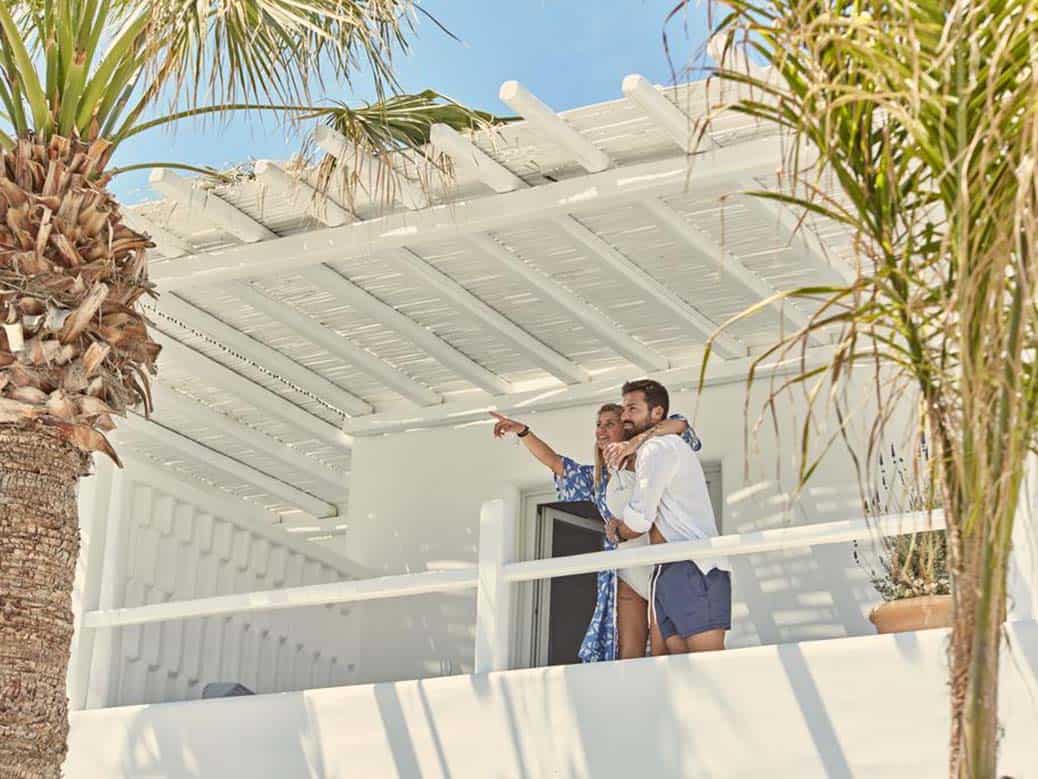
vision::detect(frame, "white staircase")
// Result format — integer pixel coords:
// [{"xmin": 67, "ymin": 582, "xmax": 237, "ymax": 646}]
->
[{"xmin": 71, "ymin": 458, "xmax": 364, "ymax": 709}]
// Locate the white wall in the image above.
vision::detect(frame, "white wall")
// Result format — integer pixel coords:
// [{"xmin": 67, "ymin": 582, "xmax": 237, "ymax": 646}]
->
[
  {"xmin": 345, "ymin": 377, "xmax": 896, "ymax": 685},
  {"xmin": 1009, "ymin": 454, "xmax": 1038, "ymax": 621},
  {"xmin": 64, "ymin": 620, "xmax": 1038, "ymax": 778},
  {"xmin": 70, "ymin": 457, "xmax": 368, "ymax": 708}
]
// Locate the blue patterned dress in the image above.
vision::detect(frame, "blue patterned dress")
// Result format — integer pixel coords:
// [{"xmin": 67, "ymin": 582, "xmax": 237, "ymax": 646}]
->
[{"xmin": 552, "ymin": 415, "xmax": 702, "ymax": 662}]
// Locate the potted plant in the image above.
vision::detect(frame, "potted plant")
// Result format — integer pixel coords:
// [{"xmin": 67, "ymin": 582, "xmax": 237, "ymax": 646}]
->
[
  {"xmin": 864, "ymin": 529, "xmax": 951, "ymax": 633},
  {"xmin": 855, "ymin": 445, "xmax": 951, "ymax": 634}
]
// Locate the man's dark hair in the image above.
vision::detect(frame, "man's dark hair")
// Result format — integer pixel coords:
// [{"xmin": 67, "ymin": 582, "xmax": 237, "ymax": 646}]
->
[{"xmin": 622, "ymin": 379, "xmax": 669, "ymax": 418}]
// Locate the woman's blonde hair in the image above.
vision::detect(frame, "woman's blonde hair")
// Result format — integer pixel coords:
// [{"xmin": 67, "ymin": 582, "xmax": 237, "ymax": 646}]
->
[{"xmin": 593, "ymin": 403, "xmax": 623, "ymax": 489}]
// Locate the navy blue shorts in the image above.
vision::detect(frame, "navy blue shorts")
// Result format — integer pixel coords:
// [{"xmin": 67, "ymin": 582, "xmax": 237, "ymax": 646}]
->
[{"xmin": 653, "ymin": 560, "xmax": 732, "ymax": 640}]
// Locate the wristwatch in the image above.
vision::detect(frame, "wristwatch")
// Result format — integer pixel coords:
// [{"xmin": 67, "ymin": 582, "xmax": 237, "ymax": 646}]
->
[{"xmin": 517, "ymin": 425, "xmax": 531, "ymax": 438}]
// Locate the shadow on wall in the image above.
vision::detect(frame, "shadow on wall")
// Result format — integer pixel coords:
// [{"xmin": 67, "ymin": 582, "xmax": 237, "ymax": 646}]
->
[
  {"xmin": 379, "ymin": 629, "xmax": 947, "ymax": 778},
  {"xmin": 724, "ymin": 478, "xmax": 879, "ymax": 651},
  {"xmin": 351, "ymin": 518, "xmax": 481, "ymax": 685},
  {"xmin": 354, "ymin": 590, "xmax": 478, "ymax": 685},
  {"xmin": 372, "ymin": 682, "xmax": 451, "ymax": 778},
  {"xmin": 66, "ymin": 691, "xmax": 328, "ymax": 779},
  {"xmin": 67, "ymin": 623, "xmax": 1038, "ymax": 778},
  {"xmin": 775, "ymin": 643, "xmax": 854, "ymax": 778}
]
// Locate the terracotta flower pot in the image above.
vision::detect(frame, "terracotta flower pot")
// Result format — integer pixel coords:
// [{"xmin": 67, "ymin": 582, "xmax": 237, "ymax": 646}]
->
[{"xmin": 869, "ymin": 594, "xmax": 952, "ymax": 634}]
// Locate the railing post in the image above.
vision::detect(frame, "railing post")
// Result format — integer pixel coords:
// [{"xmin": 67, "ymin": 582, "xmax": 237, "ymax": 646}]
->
[{"xmin": 475, "ymin": 498, "xmax": 514, "ymax": 673}]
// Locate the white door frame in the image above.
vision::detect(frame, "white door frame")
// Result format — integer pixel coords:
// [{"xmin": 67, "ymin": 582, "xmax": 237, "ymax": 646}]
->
[{"xmin": 512, "ymin": 486, "xmax": 555, "ymax": 670}]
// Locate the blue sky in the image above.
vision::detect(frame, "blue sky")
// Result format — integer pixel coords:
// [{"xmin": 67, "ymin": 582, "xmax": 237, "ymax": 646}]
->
[{"xmin": 111, "ymin": 1, "xmax": 712, "ymax": 203}]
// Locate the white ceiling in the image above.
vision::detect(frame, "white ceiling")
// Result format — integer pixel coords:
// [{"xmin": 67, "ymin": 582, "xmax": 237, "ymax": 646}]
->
[{"xmin": 118, "ymin": 74, "xmax": 852, "ymax": 526}]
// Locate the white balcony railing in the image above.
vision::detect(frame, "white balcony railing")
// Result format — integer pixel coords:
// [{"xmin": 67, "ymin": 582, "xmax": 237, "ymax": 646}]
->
[{"xmin": 80, "ymin": 503, "xmax": 947, "ymax": 690}]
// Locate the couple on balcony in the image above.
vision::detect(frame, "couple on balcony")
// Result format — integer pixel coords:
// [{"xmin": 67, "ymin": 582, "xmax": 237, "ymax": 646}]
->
[{"xmin": 491, "ymin": 379, "xmax": 730, "ymax": 662}]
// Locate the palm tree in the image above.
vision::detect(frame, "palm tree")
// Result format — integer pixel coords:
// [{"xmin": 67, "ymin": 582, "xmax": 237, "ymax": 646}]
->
[
  {"xmin": 0, "ymin": 2, "xmax": 494, "ymax": 775},
  {"xmin": 696, "ymin": 1, "xmax": 1038, "ymax": 776}
]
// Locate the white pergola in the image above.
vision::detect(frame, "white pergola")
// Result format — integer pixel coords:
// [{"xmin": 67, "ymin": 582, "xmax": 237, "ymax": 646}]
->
[{"xmin": 122, "ymin": 72, "xmax": 853, "ymax": 528}]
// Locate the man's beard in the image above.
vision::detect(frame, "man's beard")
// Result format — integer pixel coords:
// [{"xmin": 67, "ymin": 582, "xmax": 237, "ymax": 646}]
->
[{"xmin": 623, "ymin": 420, "xmax": 651, "ymax": 436}]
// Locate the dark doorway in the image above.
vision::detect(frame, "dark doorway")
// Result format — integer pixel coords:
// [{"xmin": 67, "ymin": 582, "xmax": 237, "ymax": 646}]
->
[{"xmin": 538, "ymin": 505, "xmax": 604, "ymax": 666}]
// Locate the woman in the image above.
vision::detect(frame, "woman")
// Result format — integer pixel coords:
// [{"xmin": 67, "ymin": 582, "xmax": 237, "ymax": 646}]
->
[{"xmin": 490, "ymin": 405, "xmax": 701, "ymax": 661}]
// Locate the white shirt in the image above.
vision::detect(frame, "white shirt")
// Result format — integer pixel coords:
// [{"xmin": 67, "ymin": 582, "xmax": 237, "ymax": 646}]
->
[
  {"xmin": 605, "ymin": 468, "xmax": 635, "ymax": 520},
  {"xmin": 622, "ymin": 435, "xmax": 728, "ymax": 572}
]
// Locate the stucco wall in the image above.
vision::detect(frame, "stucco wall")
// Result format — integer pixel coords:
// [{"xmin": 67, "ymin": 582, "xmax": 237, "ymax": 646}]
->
[
  {"xmin": 64, "ymin": 620, "xmax": 1038, "ymax": 779},
  {"xmin": 344, "ymin": 377, "xmax": 900, "ymax": 685}
]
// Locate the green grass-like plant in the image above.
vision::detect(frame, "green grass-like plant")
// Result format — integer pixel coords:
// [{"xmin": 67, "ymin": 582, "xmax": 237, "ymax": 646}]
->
[{"xmin": 693, "ymin": 1, "xmax": 1038, "ymax": 775}]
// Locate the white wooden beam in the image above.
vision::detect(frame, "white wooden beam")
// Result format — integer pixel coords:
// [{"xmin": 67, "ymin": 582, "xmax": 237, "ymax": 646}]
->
[
  {"xmin": 429, "ymin": 124, "xmax": 528, "ymax": 193},
  {"xmin": 707, "ymin": 34, "xmax": 771, "ymax": 81},
  {"xmin": 498, "ymin": 81, "xmax": 611, "ymax": 173},
  {"xmin": 622, "ymin": 74, "xmax": 696, "ymax": 153},
  {"xmin": 282, "ymin": 528, "xmax": 349, "ymax": 542},
  {"xmin": 228, "ymin": 281, "xmax": 443, "ymax": 407},
  {"xmin": 345, "ymin": 344, "xmax": 837, "ymax": 436},
  {"xmin": 552, "ymin": 216, "xmax": 744, "ymax": 359},
  {"xmin": 149, "ymin": 382, "xmax": 348, "ymax": 499},
  {"xmin": 149, "ymin": 169, "xmax": 277, "ymax": 243},
  {"xmin": 150, "ymin": 293, "xmax": 372, "ymax": 417},
  {"xmin": 120, "ymin": 413, "xmax": 337, "ymax": 519},
  {"xmin": 387, "ymin": 248, "xmax": 589, "ymax": 385},
  {"xmin": 152, "ymin": 330, "xmax": 354, "ymax": 450},
  {"xmin": 123, "ymin": 210, "xmax": 193, "ymax": 258},
  {"xmin": 641, "ymin": 197, "xmax": 815, "ymax": 334},
  {"xmin": 149, "ymin": 135, "xmax": 792, "ymax": 291},
  {"xmin": 705, "ymin": 34, "xmax": 782, "ymax": 107},
  {"xmin": 469, "ymin": 232, "xmax": 669, "ymax": 372},
  {"xmin": 313, "ymin": 125, "xmax": 427, "ymax": 210},
  {"xmin": 254, "ymin": 160, "xmax": 351, "ymax": 228},
  {"xmin": 299, "ymin": 265, "xmax": 512, "ymax": 396},
  {"xmin": 738, "ymin": 192, "xmax": 857, "ymax": 284}
]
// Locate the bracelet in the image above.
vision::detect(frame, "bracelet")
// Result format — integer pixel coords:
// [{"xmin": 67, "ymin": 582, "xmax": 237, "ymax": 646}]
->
[{"xmin": 517, "ymin": 425, "xmax": 531, "ymax": 438}]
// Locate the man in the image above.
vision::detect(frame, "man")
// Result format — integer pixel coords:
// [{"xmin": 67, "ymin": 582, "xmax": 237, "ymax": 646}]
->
[{"xmin": 606, "ymin": 379, "xmax": 731, "ymax": 655}]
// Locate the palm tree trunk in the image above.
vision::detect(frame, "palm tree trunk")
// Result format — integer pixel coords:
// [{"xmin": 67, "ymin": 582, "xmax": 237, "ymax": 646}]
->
[
  {"xmin": 0, "ymin": 425, "xmax": 89, "ymax": 778},
  {"xmin": 948, "ymin": 520, "xmax": 979, "ymax": 778},
  {"xmin": 949, "ymin": 497, "xmax": 1015, "ymax": 779},
  {"xmin": 960, "ymin": 550, "xmax": 1009, "ymax": 778}
]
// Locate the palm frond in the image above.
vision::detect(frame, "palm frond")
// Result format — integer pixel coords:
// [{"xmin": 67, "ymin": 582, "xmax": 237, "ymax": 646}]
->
[
  {"xmin": 0, "ymin": 0, "xmax": 419, "ymax": 145},
  {"xmin": 311, "ymin": 89, "xmax": 508, "ymax": 149},
  {"xmin": 303, "ymin": 89, "xmax": 514, "ymax": 209},
  {"xmin": 145, "ymin": 0, "xmax": 413, "ymax": 109},
  {"xmin": 697, "ymin": 0, "xmax": 1038, "ymax": 773}
]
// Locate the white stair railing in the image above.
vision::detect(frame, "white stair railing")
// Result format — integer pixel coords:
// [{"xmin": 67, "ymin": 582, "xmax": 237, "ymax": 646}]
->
[{"xmin": 73, "ymin": 457, "xmax": 367, "ymax": 709}]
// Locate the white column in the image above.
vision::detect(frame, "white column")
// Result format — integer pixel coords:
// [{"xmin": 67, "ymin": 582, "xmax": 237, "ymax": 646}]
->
[
  {"xmin": 475, "ymin": 498, "xmax": 515, "ymax": 673},
  {"xmin": 82, "ymin": 466, "xmax": 129, "ymax": 709},
  {"xmin": 66, "ymin": 460, "xmax": 112, "ymax": 709}
]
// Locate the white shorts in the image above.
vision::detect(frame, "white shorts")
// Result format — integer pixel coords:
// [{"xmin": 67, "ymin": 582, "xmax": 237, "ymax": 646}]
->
[{"xmin": 616, "ymin": 534, "xmax": 652, "ymax": 600}]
